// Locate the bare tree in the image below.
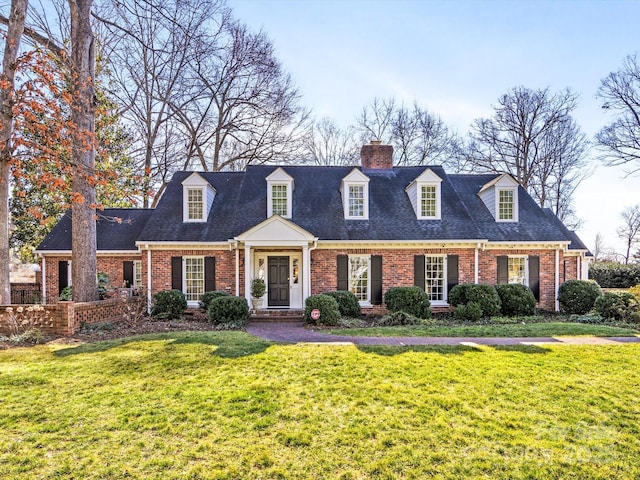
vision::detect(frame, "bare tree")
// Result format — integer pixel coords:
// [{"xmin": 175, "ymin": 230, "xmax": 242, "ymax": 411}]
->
[
  {"xmin": 617, "ymin": 204, "xmax": 640, "ymax": 264},
  {"xmin": 95, "ymin": 0, "xmax": 225, "ymax": 207},
  {"xmin": 596, "ymin": 53, "xmax": 640, "ymax": 175},
  {"xmin": 354, "ymin": 98, "xmax": 457, "ymax": 167},
  {"xmin": 465, "ymin": 86, "xmax": 590, "ymax": 223},
  {"xmin": 173, "ymin": 18, "xmax": 309, "ymax": 172},
  {"xmin": 68, "ymin": 0, "xmax": 99, "ymax": 301},
  {"xmin": 301, "ymin": 117, "xmax": 359, "ymax": 166},
  {"xmin": 0, "ymin": 0, "xmax": 28, "ymax": 304},
  {"xmin": 592, "ymin": 233, "xmax": 607, "ymax": 261}
]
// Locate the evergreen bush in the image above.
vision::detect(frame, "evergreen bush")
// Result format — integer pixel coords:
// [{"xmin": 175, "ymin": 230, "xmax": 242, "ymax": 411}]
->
[
  {"xmin": 454, "ymin": 301, "xmax": 483, "ymax": 322},
  {"xmin": 448, "ymin": 284, "xmax": 501, "ymax": 317},
  {"xmin": 324, "ymin": 291, "xmax": 361, "ymax": 318},
  {"xmin": 199, "ymin": 290, "xmax": 230, "ymax": 312},
  {"xmin": 594, "ymin": 292, "xmax": 640, "ymax": 323},
  {"xmin": 495, "ymin": 284, "xmax": 536, "ymax": 316},
  {"xmin": 151, "ymin": 289, "xmax": 187, "ymax": 319},
  {"xmin": 303, "ymin": 294, "xmax": 341, "ymax": 326},
  {"xmin": 208, "ymin": 296, "xmax": 250, "ymax": 326},
  {"xmin": 384, "ymin": 286, "xmax": 431, "ymax": 319},
  {"xmin": 558, "ymin": 280, "xmax": 601, "ymax": 315},
  {"xmin": 588, "ymin": 263, "xmax": 640, "ymax": 288},
  {"xmin": 377, "ymin": 311, "xmax": 422, "ymax": 326}
]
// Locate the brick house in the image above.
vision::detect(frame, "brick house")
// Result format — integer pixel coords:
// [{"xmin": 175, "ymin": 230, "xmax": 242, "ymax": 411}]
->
[{"xmin": 36, "ymin": 141, "xmax": 590, "ymax": 313}]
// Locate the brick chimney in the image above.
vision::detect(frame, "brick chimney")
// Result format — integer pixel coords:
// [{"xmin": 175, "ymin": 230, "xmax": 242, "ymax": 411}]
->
[{"xmin": 360, "ymin": 140, "xmax": 393, "ymax": 170}]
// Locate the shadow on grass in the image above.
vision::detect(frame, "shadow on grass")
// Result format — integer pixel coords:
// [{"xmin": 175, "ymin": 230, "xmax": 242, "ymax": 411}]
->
[
  {"xmin": 356, "ymin": 344, "xmax": 483, "ymax": 356},
  {"xmin": 53, "ymin": 331, "xmax": 273, "ymax": 359},
  {"xmin": 489, "ymin": 344, "xmax": 552, "ymax": 354}
]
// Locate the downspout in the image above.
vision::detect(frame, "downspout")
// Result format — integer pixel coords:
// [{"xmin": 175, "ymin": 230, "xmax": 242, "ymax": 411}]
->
[
  {"xmin": 146, "ymin": 246, "xmax": 152, "ymax": 314},
  {"xmin": 474, "ymin": 243, "xmax": 480, "ymax": 284}
]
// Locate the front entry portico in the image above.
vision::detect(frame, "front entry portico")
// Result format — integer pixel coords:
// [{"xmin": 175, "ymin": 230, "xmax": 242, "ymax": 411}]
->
[{"xmin": 234, "ymin": 215, "xmax": 318, "ymax": 310}]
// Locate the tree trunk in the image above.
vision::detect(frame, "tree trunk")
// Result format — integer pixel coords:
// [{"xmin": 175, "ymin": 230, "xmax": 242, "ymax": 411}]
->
[
  {"xmin": 0, "ymin": 0, "xmax": 28, "ymax": 305},
  {"xmin": 69, "ymin": 0, "xmax": 98, "ymax": 302}
]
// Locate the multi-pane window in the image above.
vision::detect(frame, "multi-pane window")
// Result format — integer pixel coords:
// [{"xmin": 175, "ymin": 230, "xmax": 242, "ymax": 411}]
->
[
  {"xmin": 348, "ymin": 185, "xmax": 365, "ymax": 217},
  {"xmin": 187, "ymin": 188, "xmax": 204, "ymax": 220},
  {"xmin": 349, "ymin": 255, "xmax": 370, "ymax": 302},
  {"xmin": 508, "ymin": 257, "xmax": 527, "ymax": 285},
  {"xmin": 498, "ymin": 189, "xmax": 514, "ymax": 220},
  {"xmin": 271, "ymin": 184, "xmax": 288, "ymax": 217},
  {"xmin": 134, "ymin": 260, "xmax": 142, "ymax": 288},
  {"xmin": 184, "ymin": 257, "xmax": 205, "ymax": 302},
  {"xmin": 421, "ymin": 185, "xmax": 437, "ymax": 217},
  {"xmin": 425, "ymin": 256, "xmax": 445, "ymax": 302}
]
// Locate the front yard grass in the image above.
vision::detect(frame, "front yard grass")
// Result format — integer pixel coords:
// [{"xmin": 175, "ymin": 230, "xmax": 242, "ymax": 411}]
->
[
  {"xmin": 1, "ymin": 331, "xmax": 639, "ymax": 478},
  {"xmin": 327, "ymin": 320, "xmax": 640, "ymax": 338}
]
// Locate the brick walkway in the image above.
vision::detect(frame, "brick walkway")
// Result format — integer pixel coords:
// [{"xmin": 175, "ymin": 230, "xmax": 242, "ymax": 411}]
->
[{"xmin": 246, "ymin": 322, "xmax": 640, "ymax": 346}]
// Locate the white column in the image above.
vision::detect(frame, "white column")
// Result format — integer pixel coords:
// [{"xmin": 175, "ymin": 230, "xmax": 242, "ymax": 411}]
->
[
  {"xmin": 235, "ymin": 244, "xmax": 240, "ymax": 296},
  {"xmin": 41, "ymin": 256, "xmax": 47, "ymax": 304},
  {"xmin": 302, "ymin": 245, "xmax": 310, "ymax": 301},
  {"xmin": 555, "ymin": 247, "xmax": 560, "ymax": 311},
  {"xmin": 146, "ymin": 247, "xmax": 152, "ymax": 314},
  {"xmin": 244, "ymin": 246, "xmax": 251, "ymax": 304},
  {"xmin": 474, "ymin": 244, "xmax": 479, "ymax": 284}
]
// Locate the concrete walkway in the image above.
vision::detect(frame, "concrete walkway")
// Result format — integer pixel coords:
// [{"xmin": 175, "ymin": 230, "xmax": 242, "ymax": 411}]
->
[{"xmin": 246, "ymin": 322, "xmax": 640, "ymax": 346}]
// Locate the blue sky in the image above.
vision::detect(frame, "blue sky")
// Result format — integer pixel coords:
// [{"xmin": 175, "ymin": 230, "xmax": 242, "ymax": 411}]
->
[{"xmin": 231, "ymin": 0, "xmax": 640, "ymax": 257}]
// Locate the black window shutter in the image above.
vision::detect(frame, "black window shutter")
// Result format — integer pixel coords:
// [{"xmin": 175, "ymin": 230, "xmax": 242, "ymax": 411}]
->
[
  {"xmin": 123, "ymin": 261, "xmax": 134, "ymax": 288},
  {"xmin": 371, "ymin": 255, "xmax": 383, "ymax": 305},
  {"xmin": 414, "ymin": 255, "xmax": 425, "ymax": 290},
  {"xmin": 447, "ymin": 255, "xmax": 459, "ymax": 295},
  {"xmin": 205, "ymin": 257, "xmax": 216, "ymax": 292},
  {"xmin": 58, "ymin": 260, "xmax": 68, "ymax": 294},
  {"xmin": 529, "ymin": 256, "xmax": 540, "ymax": 301},
  {"xmin": 497, "ymin": 256, "xmax": 509, "ymax": 284},
  {"xmin": 337, "ymin": 255, "xmax": 348, "ymax": 291},
  {"xmin": 171, "ymin": 257, "xmax": 183, "ymax": 291}
]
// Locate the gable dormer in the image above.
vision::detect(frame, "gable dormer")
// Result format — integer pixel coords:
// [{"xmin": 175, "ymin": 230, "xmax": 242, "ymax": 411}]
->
[
  {"xmin": 478, "ymin": 173, "xmax": 519, "ymax": 222},
  {"xmin": 182, "ymin": 172, "xmax": 216, "ymax": 222},
  {"xmin": 341, "ymin": 168, "xmax": 370, "ymax": 220},
  {"xmin": 266, "ymin": 167, "xmax": 294, "ymax": 219},
  {"xmin": 405, "ymin": 168, "xmax": 443, "ymax": 220}
]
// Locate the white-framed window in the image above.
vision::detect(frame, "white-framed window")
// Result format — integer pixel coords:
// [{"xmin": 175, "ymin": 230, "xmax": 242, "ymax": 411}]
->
[
  {"xmin": 133, "ymin": 260, "xmax": 142, "ymax": 288},
  {"xmin": 508, "ymin": 256, "xmax": 527, "ymax": 285},
  {"xmin": 349, "ymin": 255, "xmax": 370, "ymax": 303},
  {"xmin": 186, "ymin": 187, "xmax": 205, "ymax": 221},
  {"xmin": 348, "ymin": 185, "xmax": 365, "ymax": 218},
  {"xmin": 420, "ymin": 185, "xmax": 438, "ymax": 218},
  {"xmin": 184, "ymin": 257, "xmax": 205, "ymax": 302},
  {"xmin": 425, "ymin": 255, "xmax": 446, "ymax": 303},
  {"xmin": 498, "ymin": 188, "xmax": 515, "ymax": 221},
  {"xmin": 271, "ymin": 184, "xmax": 288, "ymax": 217}
]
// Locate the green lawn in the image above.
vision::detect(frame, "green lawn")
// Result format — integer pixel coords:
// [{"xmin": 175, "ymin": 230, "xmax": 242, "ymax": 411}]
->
[
  {"xmin": 327, "ymin": 321, "xmax": 640, "ymax": 338},
  {"xmin": 1, "ymin": 332, "xmax": 639, "ymax": 479}
]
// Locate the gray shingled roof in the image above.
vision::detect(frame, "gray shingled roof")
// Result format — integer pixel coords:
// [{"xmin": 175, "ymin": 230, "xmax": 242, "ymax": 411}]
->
[
  {"xmin": 37, "ymin": 209, "xmax": 154, "ymax": 251},
  {"xmin": 39, "ymin": 166, "xmax": 586, "ymax": 250}
]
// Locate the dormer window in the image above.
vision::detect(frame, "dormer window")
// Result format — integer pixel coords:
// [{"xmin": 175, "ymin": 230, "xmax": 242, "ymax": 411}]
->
[
  {"xmin": 341, "ymin": 168, "xmax": 370, "ymax": 220},
  {"xmin": 478, "ymin": 173, "xmax": 519, "ymax": 223},
  {"xmin": 182, "ymin": 172, "xmax": 216, "ymax": 223},
  {"xmin": 406, "ymin": 168, "xmax": 442, "ymax": 220},
  {"xmin": 266, "ymin": 167, "xmax": 294, "ymax": 218},
  {"xmin": 498, "ymin": 189, "xmax": 515, "ymax": 221},
  {"xmin": 187, "ymin": 188, "xmax": 204, "ymax": 220}
]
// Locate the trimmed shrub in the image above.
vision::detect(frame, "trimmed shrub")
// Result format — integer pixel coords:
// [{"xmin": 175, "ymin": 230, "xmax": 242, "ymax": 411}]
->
[
  {"xmin": 384, "ymin": 286, "xmax": 431, "ymax": 319},
  {"xmin": 324, "ymin": 291, "xmax": 361, "ymax": 318},
  {"xmin": 589, "ymin": 263, "xmax": 640, "ymax": 288},
  {"xmin": 594, "ymin": 292, "xmax": 640, "ymax": 323},
  {"xmin": 199, "ymin": 290, "xmax": 230, "ymax": 312},
  {"xmin": 59, "ymin": 286, "xmax": 73, "ymax": 301},
  {"xmin": 304, "ymin": 294, "xmax": 341, "ymax": 326},
  {"xmin": 378, "ymin": 311, "xmax": 422, "ymax": 326},
  {"xmin": 558, "ymin": 280, "xmax": 601, "ymax": 315},
  {"xmin": 151, "ymin": 289, "xmax": 187, "ymax": 319},
  {"xmin": 454, "ymin": 301, "xmax": 483, "ymax": 322},
  {"xmin": 495, "ymin": 284, "xmax": 536, "ymax": 316},
  {"xmin": 208, "ymin": 296, "xmax": 250, "ymax": 326},
  {"xmin": 448, "ymin": 284, "xmax": 501, "ymax": 317}
]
